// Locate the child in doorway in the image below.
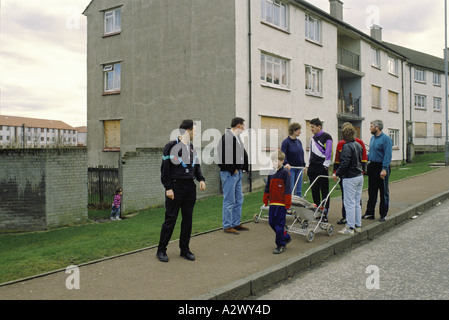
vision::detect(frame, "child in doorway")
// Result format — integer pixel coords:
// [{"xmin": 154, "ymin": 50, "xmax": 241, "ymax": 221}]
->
[
  {"xmin": 263, "ymin": 151, "xmax": 292, "ymax": 254},
  {"xmin": 110, "ymin": 187, "xmax": 122, "ymax": 221}
]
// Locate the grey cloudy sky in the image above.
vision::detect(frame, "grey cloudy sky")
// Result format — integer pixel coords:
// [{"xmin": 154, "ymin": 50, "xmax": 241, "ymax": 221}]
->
[{"xmin": 0, "ymin": 0, "xmax": 446, "ymax": 127}]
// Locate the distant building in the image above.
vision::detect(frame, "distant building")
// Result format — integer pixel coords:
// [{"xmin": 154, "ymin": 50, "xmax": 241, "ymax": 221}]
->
[
  {"xmin": 0, "ymin": 115, "xmax": 81, "ymax": 148},
  {"xmin": 75, "ymin": 126, "xmax": 87, "ymax": 146}
]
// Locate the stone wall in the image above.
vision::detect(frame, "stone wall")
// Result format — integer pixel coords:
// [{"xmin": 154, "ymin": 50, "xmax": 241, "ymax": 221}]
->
[{"xmin": 0, "ymin": 148, "xmax": 88, "ymax": 233}]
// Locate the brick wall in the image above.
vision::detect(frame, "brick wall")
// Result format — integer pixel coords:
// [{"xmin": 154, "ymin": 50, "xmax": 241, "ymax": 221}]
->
[{"xmin": 0, "ymin": 148, "xmax": 88, "ymax": 233}]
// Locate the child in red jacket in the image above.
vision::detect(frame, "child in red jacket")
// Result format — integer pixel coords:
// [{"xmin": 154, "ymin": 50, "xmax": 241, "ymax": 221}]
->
[{"xmin": 263, "ymin": 151, "xmax": 292, "ymax": 254}]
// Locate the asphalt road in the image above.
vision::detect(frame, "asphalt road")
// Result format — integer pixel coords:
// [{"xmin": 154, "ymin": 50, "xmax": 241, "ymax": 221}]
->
[{"xmin": 256, "ymin": 200, "xmax": 449, "ymax": 300}]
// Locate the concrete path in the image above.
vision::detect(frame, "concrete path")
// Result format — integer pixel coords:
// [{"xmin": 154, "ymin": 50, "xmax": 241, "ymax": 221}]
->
[{"xmin": 1, "ymin": 167, "xmax": 449, "ymax": 300}]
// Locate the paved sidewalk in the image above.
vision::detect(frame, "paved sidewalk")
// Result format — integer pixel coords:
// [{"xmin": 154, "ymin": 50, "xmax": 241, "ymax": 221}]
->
[{"xmin": 1, "ymin": 167, "xmax": 449, "ymax": 300}]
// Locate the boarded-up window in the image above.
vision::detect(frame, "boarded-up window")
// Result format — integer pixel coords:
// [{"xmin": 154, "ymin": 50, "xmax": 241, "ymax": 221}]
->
[
  {"xmin": 260, "ymin": 116, "xmax": 289, "ymax": 151},
  {"xmin": 388, "ymin": 91, "xmax": 398, "ymax": 112},
  {"xmin": 104, "ymin": 120, "xmax": 121, "ymax": 149},
  {"xmin": 434, "ymin": 123, "xmax": 442, "ymax": 138},
  {"xmin": 415, "ymin": 122, "xmax": 427, "ymax": 138},
  {"xmin": 371, "ymin": 85, "xmax": 381, "ymax": 108}
]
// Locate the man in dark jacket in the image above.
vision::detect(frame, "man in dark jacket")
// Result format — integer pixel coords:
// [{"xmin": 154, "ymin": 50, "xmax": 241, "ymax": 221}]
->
[
  {"xmin": 157, "ymin": 120, "xmax": 206, "ymax": 262},
  {"xmin": 218, "ymin": 117, "xmax": 249, "ymax": 234}
]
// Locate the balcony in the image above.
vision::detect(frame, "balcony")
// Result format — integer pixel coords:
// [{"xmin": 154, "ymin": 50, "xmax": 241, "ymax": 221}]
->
[
  {"xmin": 337, "ymin": 47, "xmax": 360, "ymax": 71},
  {"xmin": 338, "ymin": 95, "xmax": 361, "ymax": 118}
]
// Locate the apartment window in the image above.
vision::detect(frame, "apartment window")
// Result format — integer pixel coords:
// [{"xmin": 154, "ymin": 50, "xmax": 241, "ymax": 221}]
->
[
  {"xmin": 388, "ymin": 90, "xmax": 398, "ymax": 112},
  {"xmin": 434, "ymin": 97, "xmax": 442, "ymax": 111},
  {"xmin": 260, "ymin": 0, "xmax": 288, "ymax": 30},
  {"xmin": 415, "ymin": 122, "xmax": 427, "ymax": 138},
  {"xmin": 434, "ymin": 123, "xmax": 443, "ymax": 138},
  {"xmin": 414, "ymin": 94, "xmax": 426, "ymax": 110},
  {"xmin": 371, "ymin": 47, "xmax": 381, "ymax": 68},
  {"xmin": 305, "ymin": 65, "xmax": 322, "ymax": 96},
  {"xmin": 104, "ymin": 8, "xmax": 121, "ymax": 35},
  {"xmin": 103, "ymin": 63, "xmax": 121, "ymax": 93},
  {"xmin": 260, "ymin": 52, "xmax": 289, "ymax": 88},
  {"xmin": 414, "ymin": 68, "xmax": 426, "ymax": 83},
  {"xmin": 387, "ymin": 56, "xmax": 398, "ymax": 75},
  {"xmin": 371, "ymin": 85, "xmax": 381, "ymax": 108},
  {"xmin": 104, "ymin": 120, "xmax": 121, "ymax": 150},
  {"xmin": 305, "ymin": 14, "xmax": 321, "ymax": 43},
  {"xmin": 433, "ymin": 72, "xmax": 441, "ymax": 86},
  {"xmin": 388, "ymin": 129, "xmax": 399, "ymax": 149}
]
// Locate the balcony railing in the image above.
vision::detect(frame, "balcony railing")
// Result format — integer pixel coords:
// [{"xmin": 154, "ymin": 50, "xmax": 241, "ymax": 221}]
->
[
  {"xmin": 338, "ymin": 95, "xmax": 360, "ymax": 117},
  {"xmin": 337, "ymin": 47, "xmax": 360, "ymax": 71}
]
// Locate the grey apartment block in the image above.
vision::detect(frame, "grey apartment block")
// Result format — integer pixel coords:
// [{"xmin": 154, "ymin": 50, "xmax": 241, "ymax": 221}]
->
[{"xmin": 84, "ymin": 0, "xmax": 237, "ymax": 168}]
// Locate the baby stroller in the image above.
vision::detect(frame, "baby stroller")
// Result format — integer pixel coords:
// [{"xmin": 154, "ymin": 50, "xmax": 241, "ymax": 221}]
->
[{"xmin": 254, "ymin": 168, "xmax": 340, "ymax": 242}]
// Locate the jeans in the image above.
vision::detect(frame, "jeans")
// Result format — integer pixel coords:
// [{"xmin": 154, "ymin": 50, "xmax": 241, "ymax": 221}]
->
[
  {"xmin": 220, "ymin": 170, "xmax": 244, "ymax": 229},
  {"xmin": 110, "ymin": 206, "xmax": 120, "ymax": 219},
  {"xmin": 289, "ymin": 167, "xmax": 303, "ymax": 197},
  {"xmin": 342, "ymin": 175, "xmax": 363, "ymax": 229}
]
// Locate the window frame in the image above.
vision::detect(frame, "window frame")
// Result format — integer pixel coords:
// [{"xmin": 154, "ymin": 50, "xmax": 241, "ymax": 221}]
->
[
  {"xmin": 260, "ymin": 0, "xmax": 289, "ymax": 31},
  {"xmin": 433, "ymin": 97, "xmax": 442, "ymax": 112},
  {"xmin": 305, "ymin": 65, "xmax": 323, "ymax": 96},
  {"xmin": 371, "ymin": 47, "xmax": 381, "ymax": 69},
  {"xmin": 388, "ymin": 129, "xmax": 400, "ymax": 149},
  {"xmin": 103, "ymin": 63, "xmax": 122, "ymax": 94},
  {"xmin": 387, "ymin": 56, "xmax": 398, "ymax": 75},
  {"xmin": 414, "ymin": 94, "xmax": 427, "ymax": 110},
  {"xmin": 260, "ymin": 52, "xmax": 290, "ymax": 89},
  {"xmin": 305, "ymin": 13, "xmax": 321, "ymax": 44},
  {"xmin": 433, "ymin": 72, "xmax": 441, "ymax": 86},
  {"xmin": 414, "ymin": 68, "xmax": 426, "ymax": 83},
  {"xmin": 104, "ymin": 7, "xmax": 122, "ymax": 36}
]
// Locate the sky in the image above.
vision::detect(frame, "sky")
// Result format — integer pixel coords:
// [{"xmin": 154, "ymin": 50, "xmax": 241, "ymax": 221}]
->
[{"xmin": 0, "ymin": 0, "xmax": 447, "ymax": 128}]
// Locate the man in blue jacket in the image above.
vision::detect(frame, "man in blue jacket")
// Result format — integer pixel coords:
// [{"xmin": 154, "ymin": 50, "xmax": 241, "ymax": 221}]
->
[{"xmin": 363, "ymin": 120, "xmax": 393, "ymax": 222}]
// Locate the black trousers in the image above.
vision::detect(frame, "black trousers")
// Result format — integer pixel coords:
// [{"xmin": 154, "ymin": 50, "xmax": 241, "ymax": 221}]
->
[
  {"xmin": 365, "ymin": 162, "xmax": 390, "ymax": 218},
  {"xmin": 307, "ymin": 165, "xmax": 330, "ymax": 210},
  {"xmin": 158, "ymin": 179, "xmax": 196, "ymax": 254}
]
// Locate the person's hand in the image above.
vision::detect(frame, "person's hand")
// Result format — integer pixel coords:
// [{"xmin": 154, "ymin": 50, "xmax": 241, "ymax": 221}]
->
[
  {"xmin": 199, "ymin": 181, "xmax": 206, "ymax": 191},
  {"xmin": 380, "ymin": 169, "xmax": 387, "ymax": 180},
  {"xmin": 166, "ymin": 189, "xmax": 174, "ymax": 200},
  {"xmin": 285, "ymin": 164, "xmax": 291, "ymax": 170},
  {"xmin": 332, "ymin": 173, "xmax": 338, "ymax": 182}
]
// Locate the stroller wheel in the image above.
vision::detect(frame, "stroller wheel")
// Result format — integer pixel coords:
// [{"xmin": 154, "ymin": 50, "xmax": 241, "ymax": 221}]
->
[
  {"xmin": 327, "ymin": 224, "xmax": 334, "ymax": 236},
  {"xmin": 253, "ymin": 213, "xmax": 259, "ymax": 223},
  {"xmin": 306, "ymin": 230, "xmax": 315, "ymax": 242}
]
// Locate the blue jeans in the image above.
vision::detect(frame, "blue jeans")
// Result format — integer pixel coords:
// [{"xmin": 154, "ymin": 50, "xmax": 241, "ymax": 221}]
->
[
  {"xmin": 110, "ymin": 205, "xmax": 120, "ymax": 219},
  {"xmin": 289, "ymin": 168, "xmax": 303, "ymax": 197},
  {"xmin": 342, "ymin": 175, "xmax": 363, "ymax": 229},
  {"xmin": 220, "ymin": 170, "xmax": 244, "ymax": 229}
]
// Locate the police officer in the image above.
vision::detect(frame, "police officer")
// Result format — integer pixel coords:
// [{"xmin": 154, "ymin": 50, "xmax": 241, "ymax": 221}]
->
[{"xmin": 157, "ymin": 120, "xmax": 206, "ymax": 262}]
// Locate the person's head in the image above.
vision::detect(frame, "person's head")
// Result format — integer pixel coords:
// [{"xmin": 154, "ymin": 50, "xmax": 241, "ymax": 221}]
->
[
  {"xmin": 179, "ymin": 119, "xmax": 195, "ymax": 140},
  {"xmin": 310, "ymin": 118, "xmax": 322, "ymax": 135},
  {"xmin": 231, "ymin": 117, "xmax": 245, "ymax": 135},
  {"xmin": 341, "ymin": 124, "xmax": 356, "ymax": 142},
  {"xmin": 115, "ymin": 187, "xmax": 122, "ymax": 195},
  {"xmin": 370, "ymin": 120, "xmax": 383, "ymax": 135},
  {"xmin": 271, "ymin": 150, "xmax": 285, "ymax": 169},
  {"xmin": 289, "ymin": 122, "xmax": 302, "ymax": 137}
]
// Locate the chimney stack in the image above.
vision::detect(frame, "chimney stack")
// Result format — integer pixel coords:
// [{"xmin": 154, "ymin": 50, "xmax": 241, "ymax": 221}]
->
[
  {"xmin": 329, "ymin": 0, "xmax": 343, "ymax": 21},
  {"xmin": 370, "ymin": 24, "xmax": 382, "ymax": 41}
]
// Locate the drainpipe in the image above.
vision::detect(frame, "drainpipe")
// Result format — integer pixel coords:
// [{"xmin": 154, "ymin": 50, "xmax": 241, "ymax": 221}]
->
[
  {"xmin": 248, "ymin": 0, "xmax": 253, "ymax": 192},
  {"xmin": 401, "ymin": 60, "xmax": 405, "ymax": 162}
]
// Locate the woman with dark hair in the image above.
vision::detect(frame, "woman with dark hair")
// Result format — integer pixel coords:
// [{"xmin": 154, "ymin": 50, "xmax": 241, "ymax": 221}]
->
[{"xmin": 281, "ymin": 122, "xmax": 305, "ymax": 197}]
